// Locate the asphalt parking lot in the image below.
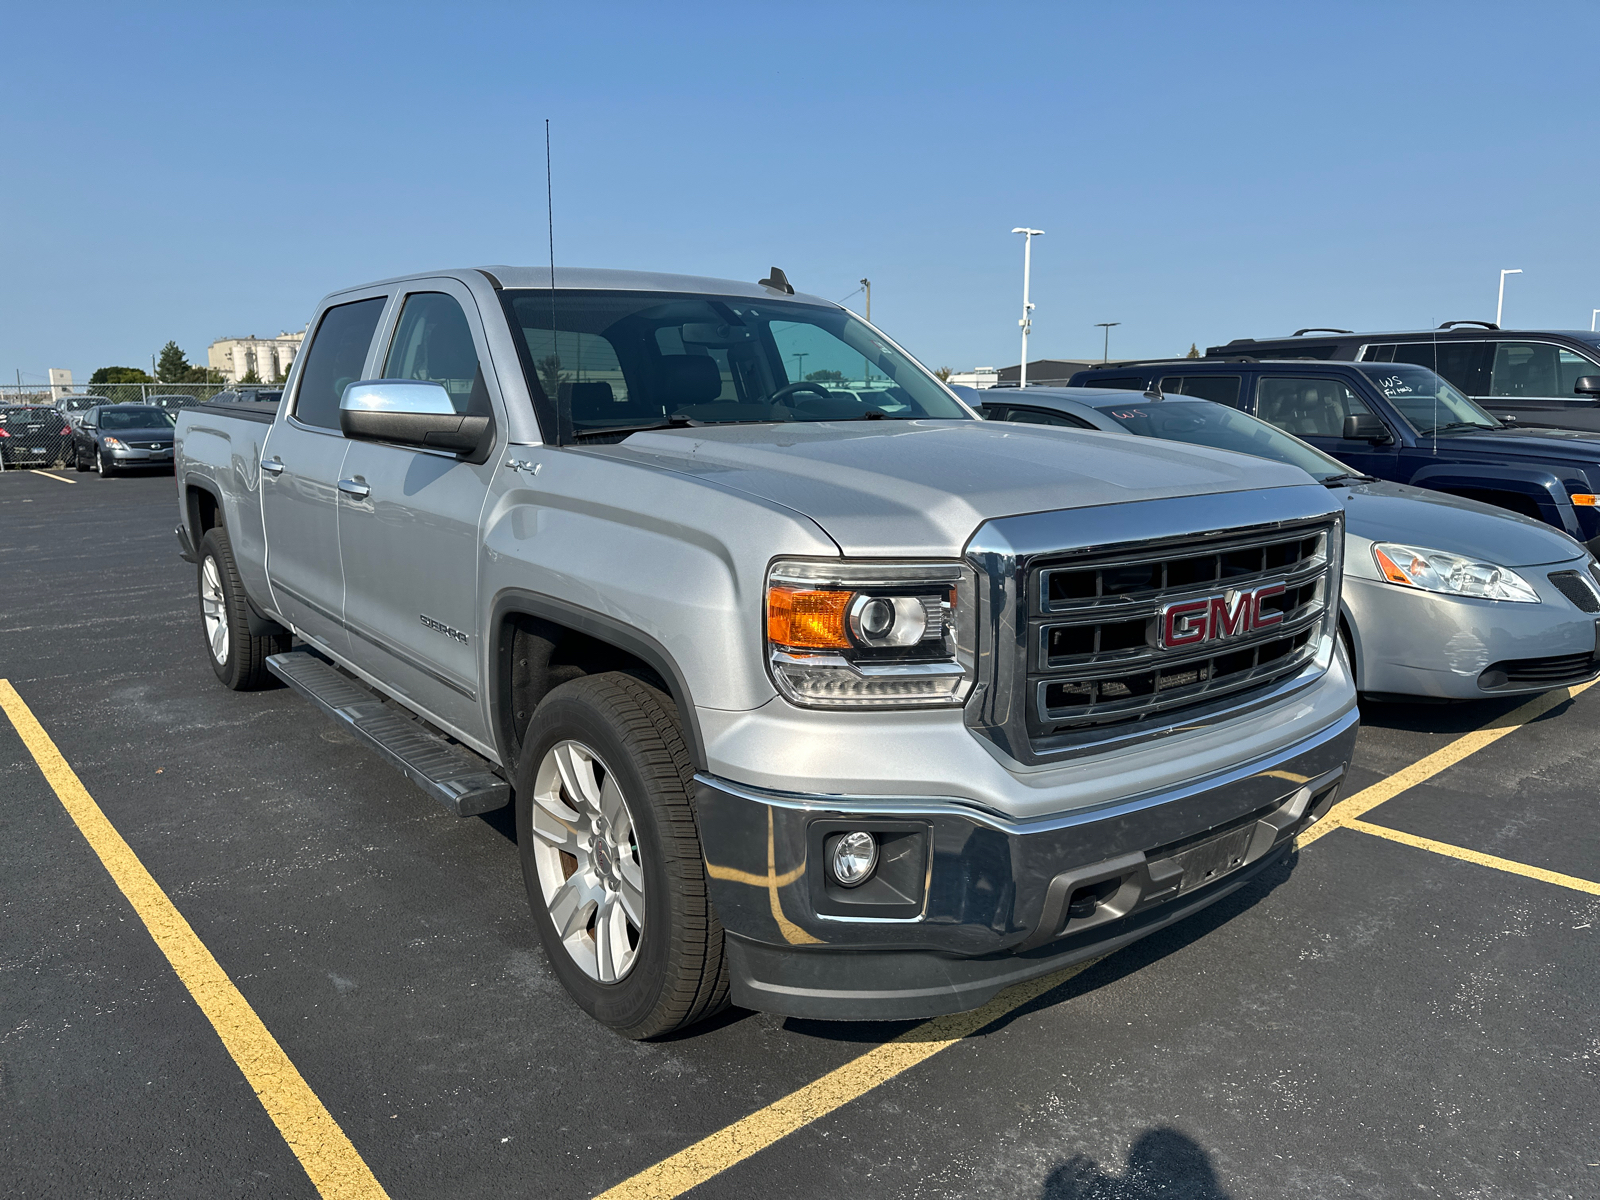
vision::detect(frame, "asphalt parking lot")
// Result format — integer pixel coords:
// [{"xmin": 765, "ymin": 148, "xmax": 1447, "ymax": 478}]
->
[{"xmin": 2, "ymin": 466, "xmax": 1597, "ymax": 1200}]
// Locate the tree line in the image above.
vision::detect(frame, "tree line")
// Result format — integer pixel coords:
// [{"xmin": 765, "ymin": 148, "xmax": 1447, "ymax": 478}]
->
[{"xmin": 90, "ymin": 341, "xmax": 283, "ymax": 386}]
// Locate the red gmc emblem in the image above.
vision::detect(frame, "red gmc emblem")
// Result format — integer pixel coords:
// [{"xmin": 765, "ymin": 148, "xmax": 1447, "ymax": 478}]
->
[{"xmin": 1158, "ymin": 583, "xmax": 1286, "ymax": 649}]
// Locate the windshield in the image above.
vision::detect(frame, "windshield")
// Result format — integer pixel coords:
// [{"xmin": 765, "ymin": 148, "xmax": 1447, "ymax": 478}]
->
[
  {"xmin": 99, "ymin": 408, "xmax": 176, "ymax": 430},
  {"xmin": 1354, "ymin": 363, "xmax": 1499, "ymax": 433},
  {"xmin": 502, "ymin": 290, "xmax": 968, "ymax": 439},
  {"xmin": 1093, "ymin": 399, "xmax": 1354, "ymax": 481}
]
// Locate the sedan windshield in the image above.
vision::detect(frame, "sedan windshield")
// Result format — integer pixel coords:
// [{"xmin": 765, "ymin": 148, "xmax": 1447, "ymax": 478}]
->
[
  {"xmin": 1093, "ymin": 399, "xmax": 1353, "ymax": 481},
  {"xmin": 99, "ymin": 408, "xmax": 177, "ymax": 430},
  {"xmin": 502, "ymin": 290, "xmax": 968, "ymax": 439},
  {"xmin": 1354, "ymin": 363, "xmax": 1499, "ymax": 434}
]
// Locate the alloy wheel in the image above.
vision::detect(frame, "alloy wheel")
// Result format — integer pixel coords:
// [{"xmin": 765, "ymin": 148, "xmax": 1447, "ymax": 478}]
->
[
  {"xmin": 529, "ymin": 739, "xmax": 645, "ymax": 983},
  {"xmin": 200, "ymin": 556, "xmax": 229, "ymax": 665}
]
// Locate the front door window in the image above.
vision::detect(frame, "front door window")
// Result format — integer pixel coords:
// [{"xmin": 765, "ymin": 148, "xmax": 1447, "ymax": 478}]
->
[{"xmin": 1254, "ymin": 376, "xmax": 1373, "ymax": 439}]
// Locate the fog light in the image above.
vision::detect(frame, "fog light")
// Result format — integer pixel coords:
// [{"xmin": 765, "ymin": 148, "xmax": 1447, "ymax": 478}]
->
[{"xmin": 830, "ymin": 831, "xmax": 878, "ymax": 887}]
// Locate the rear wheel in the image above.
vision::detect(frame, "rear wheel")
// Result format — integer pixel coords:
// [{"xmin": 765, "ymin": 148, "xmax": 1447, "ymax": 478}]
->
[
  {"xmin": 515, "ymin": 672, "xmax": 729, "ymax": 1038},
  {"xmin": 197, "ymin": 526, "xmax": 289, "ymax": 690}
]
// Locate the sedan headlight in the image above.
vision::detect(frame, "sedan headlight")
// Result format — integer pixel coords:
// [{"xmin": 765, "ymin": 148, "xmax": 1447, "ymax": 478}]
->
[
  {"xmin": 102, "ymin": 437, "xmax": 125, "ymax": 449},
  {"xmin": 766, "ymin": 559, "xmax": 975, "ymax": 707},
  {"xmin": 1371, "ymin": 542, "xmax": 1539, "ymax": 603}
]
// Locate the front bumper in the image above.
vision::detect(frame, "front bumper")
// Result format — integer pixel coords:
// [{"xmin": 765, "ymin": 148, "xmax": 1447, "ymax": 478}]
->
[
  {"xmin": 699, "ymin": 705, "xmax": 1358, "ymax": 1020},
  {"xmin": 108, "ymin": 444, "xmax": 175, "ymax": 464},
  {"xmin": 1346, "ymin": 568, "xmax": 1600, "ymax": 698}
]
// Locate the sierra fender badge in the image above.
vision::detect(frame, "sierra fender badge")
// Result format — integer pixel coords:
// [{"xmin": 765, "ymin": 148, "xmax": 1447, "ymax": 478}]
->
[{"xmin": 419, "ymin": 614, "xmax": 470, "ymax": 645}]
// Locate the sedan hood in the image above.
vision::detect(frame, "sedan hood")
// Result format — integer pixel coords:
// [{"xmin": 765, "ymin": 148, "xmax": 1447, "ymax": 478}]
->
[
  {"xmin": 1338, "ymin": 478, "xmax": 1584, "ymax": 566},
  {"xmin": 595, "ymin": 420, "xmax": 1314, "ymax": 555}
]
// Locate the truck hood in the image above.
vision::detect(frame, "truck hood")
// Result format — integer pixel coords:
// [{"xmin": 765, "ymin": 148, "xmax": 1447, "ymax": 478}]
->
[
  {"xmin": 593, "ymin": 420, "xmax": 1315, "ymax": 556},
  {"xmin": 1337, "ymin": 478, "xmax": 1584, "ymax": 567},
  {"xmin": 1432, "ymin": 425, "xmax": 1600, "ymax": 468}
]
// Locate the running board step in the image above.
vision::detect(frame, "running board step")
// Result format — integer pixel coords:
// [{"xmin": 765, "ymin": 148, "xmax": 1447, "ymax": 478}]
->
[{"xmin": 266, "ymin": 649, "xmax": 509, "ymax": 817}]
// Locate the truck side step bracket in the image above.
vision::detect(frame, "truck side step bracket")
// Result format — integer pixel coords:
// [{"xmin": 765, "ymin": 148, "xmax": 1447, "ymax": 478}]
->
[{"xmin": 266, "ymin": 649, "xmax": 509, "ymax": 817}]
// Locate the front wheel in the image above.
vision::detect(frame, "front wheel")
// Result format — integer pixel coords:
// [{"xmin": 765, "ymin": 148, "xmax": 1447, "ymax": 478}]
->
[
  {"xmin": 96, "ymin": 448, "xmax": 113, "ymax": 477},
  {"xmin": 515, "ymin": 673, "xmax": 729, "ymax": 1038},
  {"xmin": 74, "ymin": 443, "xmax": 90, "ymax": 471},
  {"xmin": 197, "ymin": 526, "xmax": 289, "ymax": 690}
]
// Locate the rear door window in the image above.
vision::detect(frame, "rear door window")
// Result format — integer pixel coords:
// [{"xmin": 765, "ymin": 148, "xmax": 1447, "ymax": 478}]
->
[
  {"xmin": 1254, "ymin": 376, "xmax": 1373, "ymax": 439},
  {"xmin": 1078, "ymin": 376, "xmax": 1147, "ymax": 391},
  {"xmin": 1158, "ymin": 375, "xmax": 1242, "ymax": 407},
  {"xmin": 998, "ymin": 406, "xmax": 1094, "ymax": 428},
  {"xmin": 1366, "ymin": 341, "xmax": 1494, "ymax": 395},
  {"xmin": 293, "ymin": 297, "xmax": 388, "ymax": 430}
]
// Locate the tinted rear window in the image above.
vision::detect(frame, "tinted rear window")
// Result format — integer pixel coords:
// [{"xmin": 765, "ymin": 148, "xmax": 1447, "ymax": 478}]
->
[{"xmin": 1079, "ymin": 376, "xmax": 1148, "ymax": 391}]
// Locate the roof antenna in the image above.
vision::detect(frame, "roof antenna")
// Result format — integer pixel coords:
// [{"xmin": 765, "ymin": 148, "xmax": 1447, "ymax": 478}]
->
[
  {"xmin": 759, "ymin": 267, "xmax": 795, "ymax": 295},
  {"xmin": 546, "ymin": 118, "xmax": 570, "ymax": 444},
  {"xmin": 1143, "ymin": 378, "xmax": 1164, "ymax": 401}
]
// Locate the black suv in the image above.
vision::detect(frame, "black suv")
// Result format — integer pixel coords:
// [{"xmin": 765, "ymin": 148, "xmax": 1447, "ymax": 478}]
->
[
  {"xmin": 1066, "ymin": 357, "xmax": 1600, "ymax": 552},
  {"xmin": 1202, "ymin": 324, "xmax": 1600, "ymax": 433}
]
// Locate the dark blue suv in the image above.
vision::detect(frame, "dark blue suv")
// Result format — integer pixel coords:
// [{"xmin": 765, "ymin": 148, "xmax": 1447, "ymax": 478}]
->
[{"xmin": 1066, "ymin": 358, "xmax": 1600, "ymax": 552}]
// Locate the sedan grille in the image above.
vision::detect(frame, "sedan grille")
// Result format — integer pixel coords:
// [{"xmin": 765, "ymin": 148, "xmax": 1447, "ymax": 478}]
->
[
  {"xmin": 1026, "ymin": 522, "xmax": 1335, "ymax": 744},
  {"xmin": 1549, "ymin": 570, "xmax": 1600, "ymax": 613}
]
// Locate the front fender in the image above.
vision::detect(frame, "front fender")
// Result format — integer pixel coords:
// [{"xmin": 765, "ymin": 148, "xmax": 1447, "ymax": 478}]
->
[{"xmin": 1407, "ymin": 462, "xmax": 1584, "ymax": 538}]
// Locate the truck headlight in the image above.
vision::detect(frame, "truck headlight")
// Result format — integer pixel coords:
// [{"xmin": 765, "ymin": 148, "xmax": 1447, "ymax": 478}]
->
[
  {"xmin": 765, "ymin": 559, "xmax": 976, "ymax": 707},
  {"xmin": 1372, "ymin": 542, "xmax": 1539, "ymax": 603}
]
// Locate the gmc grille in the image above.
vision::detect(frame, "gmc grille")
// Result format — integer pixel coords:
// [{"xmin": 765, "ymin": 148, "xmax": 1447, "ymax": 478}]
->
[{"xmin": 1025, "ymin": 523, "xmax": 1335, "ymax": 744}]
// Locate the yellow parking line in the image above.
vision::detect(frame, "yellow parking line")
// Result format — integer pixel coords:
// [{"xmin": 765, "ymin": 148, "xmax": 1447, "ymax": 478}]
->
[
  {"xmin": 27, "ymin": 469, "xmax": 76, "ymax": 484},
  {"xmin": 593, "ymin": 957, "xmax": 1102, "ymax": 1200},
  {"xmin": 1347, "ymin": 819, "xmax": 1600, "ymax": 894},
  {"xmin": 1298, "ymin": 679, "xmax": 1595, "ymax": 848},
  {"xmin": 0, "ymin": 680, "xmax": 389, "ymax": 1200}
]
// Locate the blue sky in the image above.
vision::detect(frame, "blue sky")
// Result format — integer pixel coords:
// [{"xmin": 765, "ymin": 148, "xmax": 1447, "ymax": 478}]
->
[{"xmin": 4, "ymin": 1, "xmax": 1597, "ymax": 384}]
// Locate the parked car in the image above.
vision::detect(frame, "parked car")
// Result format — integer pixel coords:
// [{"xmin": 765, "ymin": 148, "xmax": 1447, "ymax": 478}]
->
[
  {"xmin": 1068, "ymin": 357, "xmax": 1600, "ymax": 554},
  {"xmin": 1202, "ymin": 325, "xmax": 1600, "ymax": 434},
  {"xmin": 56, "ymin": 394, "xmax": 100, "ymax": 429},
  {"xmin": 174, "ymin": 264, "xmax": 1357, "ymax": 1036},
  {"xmin": 147, "ymin": 394, "xmax": 202, "ymax": 411},
  {"xmin": 205, "ymin": 387, "xmax": 283, "ymax": 406},
  {"xmin": 0, "ymin": 405, "xmax": 73, "ymax": 468},
  {"xmin": 984, "ymin": 389, "xmax": 1600, "ymax": 699},
  {"xmin": 72, "ymin": 404, "xmax": 178, "ymax": 475}
]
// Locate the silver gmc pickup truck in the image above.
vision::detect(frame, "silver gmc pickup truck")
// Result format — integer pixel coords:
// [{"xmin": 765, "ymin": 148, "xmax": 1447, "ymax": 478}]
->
[{"xmin": 174, "ymin": 266, "xmax": 1359, "ymax": 1037}]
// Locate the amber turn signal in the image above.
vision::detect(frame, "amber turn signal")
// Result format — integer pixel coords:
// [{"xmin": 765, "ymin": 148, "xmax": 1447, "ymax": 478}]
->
[
  {"xmin": 767, "ymin": 587, "xmax": 853, "ymax": 649},
  {"xmin": 1372, "ymin": 547, "xmax": 1413, "ymax": 586},
  {"xmin": 1571, "ymin": 493, "xmax": 1597, "ymax": 506}
]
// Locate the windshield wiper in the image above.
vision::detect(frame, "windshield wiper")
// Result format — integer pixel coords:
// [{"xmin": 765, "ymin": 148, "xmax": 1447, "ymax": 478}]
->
[
  {"xmin": 1320, "ymin": 472, "xmax": 1376, "ymax": 487},
  {"xmin": 1415, "ymin": 420, "xmax": 1497, "ymax": 436},
  {"xmin": 570, "ymin": 416, "xmax": 701, "ymax": 441}
]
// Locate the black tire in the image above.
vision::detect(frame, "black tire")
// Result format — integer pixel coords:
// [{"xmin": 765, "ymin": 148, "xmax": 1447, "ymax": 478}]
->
[
  {"xmin": 515, "ymin": 672, "xmax": 729, "ymax": 1038},
  {"xmin": 74, "ymin": 443, "xmax": 90, "ymax": 471},
  {"xmin": 197, "ymin": 526, "xmax": 290, "ymax": 690},
  {"xmin": 96, "ymin": 447, "xmax": 113, "ymax": 477}
]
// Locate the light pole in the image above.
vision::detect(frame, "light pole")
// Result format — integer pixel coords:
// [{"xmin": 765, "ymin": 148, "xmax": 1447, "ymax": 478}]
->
[
  {"xmin": 792, "ymin": 352, "xmax": 808, "ymax": 382},
  {"xmin": 1012, "ymin": 228, "xmax": 1044, "ymax": 388},
  {"xmin": 1590, "ymin": 308, "xmax": 1599, "ymax": 332},
  {"xmin": 1496, "ymin": 269, "xmax": 1522, "ymax": 328},
  {"xmin": 1095, "ymin": 322, "xmax": 1121, "ymax": 364}
]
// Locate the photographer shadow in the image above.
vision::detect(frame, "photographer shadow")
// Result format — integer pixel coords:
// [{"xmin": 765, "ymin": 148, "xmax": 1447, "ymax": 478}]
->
[{"xmin": 1040, "ymin": 1127, "xmax": 1230, "ymax": 1199}]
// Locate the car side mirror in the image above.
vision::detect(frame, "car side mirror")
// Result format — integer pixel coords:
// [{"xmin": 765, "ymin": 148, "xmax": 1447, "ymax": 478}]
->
[
  {"xmin": 1343, "ymin": 414, "xmax": 1393, "ymax": 443},
  {"xmin": 1573, "ymin": 376, "xmax": 1600, "ymax": 398},
  {"xmin": 340, "ymin": 380, "xmax": 493, "ymax": 460}
]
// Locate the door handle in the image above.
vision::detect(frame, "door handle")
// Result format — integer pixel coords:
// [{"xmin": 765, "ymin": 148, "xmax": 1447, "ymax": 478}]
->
[
  {"xmin": 337, "ymin": 478, "xmax": 370, "ymax": 499},
  {"xmin": 261, "ymin": 457, "xmax": 285, "ymax": 475}
]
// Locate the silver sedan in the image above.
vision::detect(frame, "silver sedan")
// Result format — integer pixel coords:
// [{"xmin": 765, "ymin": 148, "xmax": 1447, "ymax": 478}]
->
[{"xmin": 980, "ymin": 387, "xmax": 1600, "ymax": 699}]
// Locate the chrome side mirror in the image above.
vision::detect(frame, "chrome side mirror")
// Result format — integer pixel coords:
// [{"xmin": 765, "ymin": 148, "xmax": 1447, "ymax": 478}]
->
[{"xmin": 339, "ymin": 380, "xmax": 493, "ymax": 458}]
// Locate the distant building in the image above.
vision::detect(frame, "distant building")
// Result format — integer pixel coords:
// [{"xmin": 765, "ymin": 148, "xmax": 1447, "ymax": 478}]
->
[
  {"xmin": 947, "ymin": 367, "xmax": 1000, "ymax": 390},
  {"xmin": 207, "ymin": 331, "xmax": 305, "ymax": 383},
  {"xmin": 48, "ymin": 368, "xmax": 74, "ymax": 399},
  {"xmin": 995, "ymin": 359, "xmax": 1097, "ymax": 387}
]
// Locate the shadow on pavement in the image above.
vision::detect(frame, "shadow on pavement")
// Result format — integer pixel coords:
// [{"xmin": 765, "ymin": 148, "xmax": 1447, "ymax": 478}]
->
[
  {"xmin": 1039, "ymin": 1127, "xmax": 1230, "ymax": 1199},
  {"xmin": 1354, "ymin": 689, "xmax": 1574, "ymax": 735}
]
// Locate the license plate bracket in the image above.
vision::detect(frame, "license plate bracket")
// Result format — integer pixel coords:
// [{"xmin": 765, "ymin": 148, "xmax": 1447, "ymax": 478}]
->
[{"xmin": 1168, "ymin": 825, "xmax": 1254, "ymax": 894}]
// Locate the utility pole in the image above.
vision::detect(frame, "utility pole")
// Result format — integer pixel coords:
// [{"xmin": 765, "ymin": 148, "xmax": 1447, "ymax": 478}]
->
[
  {"xmin": 1012, "ymin": 228, "xmax": 1044, "ymax": 389},
  {"xmin": 1095, "ymin": 322, "xmax": 1121, "ymax": 364},
  {"xmin": 860, "ymin": 278, "xmax": 871, "ymax": 323},
  {"xmin": 1497, "ymin": 269, "xmax": 1522, "ymax": 327},
  {"xmin": 793, "ymin": 352, "xmax": 808, "ymax": 382}
]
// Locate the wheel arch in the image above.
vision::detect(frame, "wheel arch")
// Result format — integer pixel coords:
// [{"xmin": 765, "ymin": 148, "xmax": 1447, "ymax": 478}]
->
[
  {"xmin": 488, "ymin": 588, "xmax": 706, "ymax": 779},
  {"xmin": 1407, "ymin": 463, "xmax": 1583, "ymax": 536}
]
